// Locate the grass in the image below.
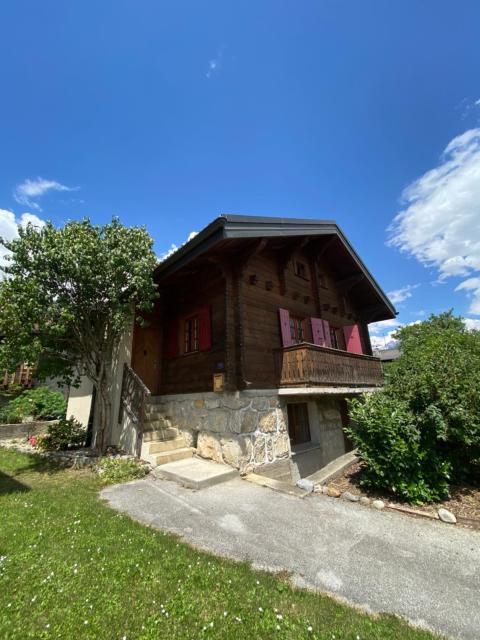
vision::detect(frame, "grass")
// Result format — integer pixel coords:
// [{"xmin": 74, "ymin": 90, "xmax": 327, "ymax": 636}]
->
[{"xmin": 0, "ymin": 448, "xmax": 440, "ymax": 640}]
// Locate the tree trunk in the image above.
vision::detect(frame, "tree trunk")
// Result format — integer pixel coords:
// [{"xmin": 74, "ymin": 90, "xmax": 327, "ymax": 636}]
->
[{"xmin": 94, "ymin": 372, "xmax": 113, "ymax": 454}]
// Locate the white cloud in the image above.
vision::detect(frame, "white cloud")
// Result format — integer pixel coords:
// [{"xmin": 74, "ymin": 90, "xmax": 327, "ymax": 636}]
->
[
  {"xmin": 389, "ymin": 128, "xmax": 480, "ymax": 315},
  {"xmin": 158, "ymin": 230, "xmax": 198, "ymax": 262},
  {"xmin": 14, "ymin": 177, "xmax": 75, "ymax": 211},
  {"xmin": 0, "ymin": 209, "xmax": 45, "ymax": 276},
  {"xmin": 387, "ymin": 284, "xmax": 419, "ymax": 305},
  {"xmin": 475, "ymin": 98, "xmax": 480, "ymax": 107},
  {"xmin": 465, "ymin": 317, "xmax": 480, "ymax": 330}
]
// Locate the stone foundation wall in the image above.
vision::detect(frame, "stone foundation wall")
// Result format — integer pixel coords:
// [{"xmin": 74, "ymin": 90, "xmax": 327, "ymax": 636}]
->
[{"xmin": 153, "ymin": 390, "xmax": 292, "ymax": 474}]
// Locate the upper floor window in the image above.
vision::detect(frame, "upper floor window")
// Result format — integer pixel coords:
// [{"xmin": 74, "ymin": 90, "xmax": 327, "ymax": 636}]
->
[
  {"xmin": 329, "ymin": 325, "xmax": 346, "ymax": 350},
  {"xmin": 184, "ymin": 316, "xmax": 199, "ymax": 354},
  {"xmin": 290, "ymin": 316, "xmax": 305, "ymax": 344},
  {"xmin": 294, "ymin": 260, "xmax": 308, "ymax": 280}
]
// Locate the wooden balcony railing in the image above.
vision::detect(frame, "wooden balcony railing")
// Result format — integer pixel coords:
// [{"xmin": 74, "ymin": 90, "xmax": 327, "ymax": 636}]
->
[{"xmin": 274, "ymin": 343, "xmax": 383, "ymax": 388}]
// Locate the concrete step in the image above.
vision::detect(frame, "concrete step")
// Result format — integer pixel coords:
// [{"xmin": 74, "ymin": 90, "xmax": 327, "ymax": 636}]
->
[
  {"xmin": 244, "ymin": 473, "xmax": 311, "ymax": 498},
  {"xmin": 148, "ymin": 436, "xmax": 187, "ymax": 454},
  {"xmin": 154, "ymin": 447, "xmax": 195, "ymax": 466},
  {"xmin": 154, "ymin": 457, "xmax": 238, "ymax": 490},
  {"xmin": 142, "ymin": 427, "xmax": 179, "ymax": 442}
]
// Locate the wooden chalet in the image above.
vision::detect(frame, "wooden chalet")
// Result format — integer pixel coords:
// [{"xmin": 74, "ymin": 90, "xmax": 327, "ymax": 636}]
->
[{"xmin": 69, "ymin": 214, "xmax": 396, "ymax": 482}]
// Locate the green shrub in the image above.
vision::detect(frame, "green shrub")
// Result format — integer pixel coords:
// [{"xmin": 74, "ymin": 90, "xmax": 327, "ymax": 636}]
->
[
  {"xmin": 0, "ymin": 387, "xmax": 66, "ymax": 423},
  {"xmin": 347, "ymin": 312, "xmax": 480, "ymax": 503},
  {"xmin": 346, "ymin": 393, "xmax": 451, "ymax": 503},
  {"xmin": 96, "ymin": 457, "xmax": 149, "ymax": 484},
  {"xmin": 37, "ymin": 417, "xmax": 87, "ymax": 451}
]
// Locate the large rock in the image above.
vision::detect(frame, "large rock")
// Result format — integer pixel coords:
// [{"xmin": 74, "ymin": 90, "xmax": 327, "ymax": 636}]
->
[
  {"xmin": 251, "ymin": 396, "xmax": 269, "ymax": 411},
  {"xmin": 297, "ymin": 479, "xmax": 314, "ymax": 493},
  {"xmin": 342, "ymin": 491, "xmax": 360, "ymax": 502},
  {"xmin": 205, "ymin": 409, "xmax": 230, "ymax": 434},
  {"xmin": 438, "ymin": 508, "xmax": 457, "ymax": 524},
  {"xmin": 258, "ymin": 411, "xmax": 277, "ymax": 433},
  {"xmin": 252, "ymin": 436, "xmax": 266, "ymax": 465},
  {"xmin": 220, "ymin": 436, "xmax": 252, "ymax": 471},
  {"xmin": 272, "ymin": 432, "xmax": 290, "ymax": 458},
  {"xmin": 196, "ymin": 431, "xmax": 223, "ymax": 463}
]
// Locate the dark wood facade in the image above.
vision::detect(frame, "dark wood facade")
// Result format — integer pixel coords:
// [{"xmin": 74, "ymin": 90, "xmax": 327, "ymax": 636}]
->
[{"xmin": 131, "ymin": 215, "xmax": 395, "ymax": 395}]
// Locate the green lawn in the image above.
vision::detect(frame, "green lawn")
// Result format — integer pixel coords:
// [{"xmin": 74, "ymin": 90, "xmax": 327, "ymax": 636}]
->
[{"xmin": 0, "ymin": 448, "xmax": 439, "ymax": 640}]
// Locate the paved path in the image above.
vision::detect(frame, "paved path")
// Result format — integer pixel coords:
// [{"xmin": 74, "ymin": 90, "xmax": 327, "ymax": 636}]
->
[{"xmin": 102, "ymin": 475, "xmax": 480, "ymax": 640}]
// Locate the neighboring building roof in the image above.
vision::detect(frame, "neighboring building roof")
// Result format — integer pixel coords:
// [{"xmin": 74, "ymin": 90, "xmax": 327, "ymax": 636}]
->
[
  {"xmin": 155, "ymin": 213, "xmax": 397, "ymax": 322},
  {"xmin": 373, "ymin": 347, "xmax": 401, "ymax": 362}
]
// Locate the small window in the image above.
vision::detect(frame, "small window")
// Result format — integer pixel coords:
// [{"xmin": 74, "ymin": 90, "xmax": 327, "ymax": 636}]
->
[
  {"xmin": 287, "ymin": 403, "xmax": 311, "ymax": 446},
  {"xmin": 329, "ymin": 325, "xmax": 345, "ymax": 350},
  {"xmin": 294, "ymin": 260, "xmax": 308, "ymax": 279},
  {"xmin": 184, "ymin": 316, "xmax": 199, "ymax": 354},
  {"xmin": 289, "ymin": 316, "xmax": 305, "ymax": 344}
]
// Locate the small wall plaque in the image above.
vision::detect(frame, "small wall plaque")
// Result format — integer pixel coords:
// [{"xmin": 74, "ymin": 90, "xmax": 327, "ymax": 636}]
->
[{"xmin": 213, "ymin": 373, "xmax": 225, "ymax": 392}]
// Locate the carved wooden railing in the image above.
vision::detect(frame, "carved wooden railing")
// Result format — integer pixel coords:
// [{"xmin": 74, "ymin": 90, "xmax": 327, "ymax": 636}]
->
[
  {"xmin": 274, "ymin": 343, "xmax": 383, "ymax": 388},
  {"xmin": 118, "ymin": 363, "xmax": 151, "ymax": 455}
]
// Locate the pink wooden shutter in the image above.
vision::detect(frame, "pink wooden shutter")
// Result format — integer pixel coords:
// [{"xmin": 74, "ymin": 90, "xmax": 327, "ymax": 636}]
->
[
  {"xmin": 343, "ymin": 324, "xmax": 363, "ymax": 354},
  {"xmin": 310, "ymin": 317, "xmax": 325, "ymax": 346},
  {"xmin": 198, "ymin": 306, "xmax": 212, "ymax": 351},
  {"xmin": 166, "ymin": 321, "xmax": 178, "ymax": 358},
  {"xmin": 278, "ymin": 308, "xmax": 293, "ymax": 347},
  {"xmin": 322, "ymin": 320, "xmax": 332, "ymax": 347}
]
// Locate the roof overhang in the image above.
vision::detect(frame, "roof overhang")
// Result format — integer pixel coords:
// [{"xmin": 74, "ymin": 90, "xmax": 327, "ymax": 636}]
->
[{"xmin": 155, "ymin": 214, "xmax": 397, "ymax": 321}]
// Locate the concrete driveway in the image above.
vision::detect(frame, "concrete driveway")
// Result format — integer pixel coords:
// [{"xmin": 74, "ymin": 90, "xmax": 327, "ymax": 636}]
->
[{"xmin": 102, "ymin": 475, "xmax": 480, "ymax": 640}]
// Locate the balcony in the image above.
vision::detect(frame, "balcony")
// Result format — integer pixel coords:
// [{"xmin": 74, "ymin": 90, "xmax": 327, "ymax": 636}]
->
[{"xmin": 274, "ymin": 343, "xmax": 384, "ymax": 389}]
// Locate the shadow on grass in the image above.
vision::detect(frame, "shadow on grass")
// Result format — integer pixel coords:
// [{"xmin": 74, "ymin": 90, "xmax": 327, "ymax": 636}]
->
[{"xmin": 0, "ymin": 469, "xmax": 30, "ymax": 495}]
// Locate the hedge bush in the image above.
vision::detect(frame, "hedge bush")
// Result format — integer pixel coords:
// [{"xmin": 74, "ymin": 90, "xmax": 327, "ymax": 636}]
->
[
  {"xmin": 346, "ymin": 312, "xmax": 480, "ymax": 503},
  {"xmin": 0, "ymin": 387, "xmax": 67, "ymax": 424}
]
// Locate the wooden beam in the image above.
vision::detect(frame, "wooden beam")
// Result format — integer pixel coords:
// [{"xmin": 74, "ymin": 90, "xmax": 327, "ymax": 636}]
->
[
  {"xmin": 309, "ymin": 235, "xmax": 337, "ymax": 260},
  {"xmin": 359, "ymin": 303, "xmax": 390, "ymax": 323},
  {"xmin": 277, "ymin": 237, "xmax": 309, "ymax": 296},
  {"xmin": 336, "ymin": 273, "xmax": 365, "ymax": 294}
]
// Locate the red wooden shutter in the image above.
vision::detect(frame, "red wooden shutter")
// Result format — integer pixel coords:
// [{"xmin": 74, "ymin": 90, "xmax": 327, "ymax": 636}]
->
[
  {"xmin": 166, "ymin": 321, "xmax": 178, "ymax": 358},
  {"xmin": 278, "ymin": 308, "xmax": 293, "ymax": 347},
  {"xmin": 343, "ymin": 324, "xmax": 363, "ymax": 354},
  {"xmin": 310, "ymin": 317, "xmax": 325, "ymax": 346},
  {"xmin": 322, "ymin": 319, "xmax": 333, "ymax": 347},
  {"xmin": 198, "ymin": 306, "xmax": 212, "ymax": 351}
]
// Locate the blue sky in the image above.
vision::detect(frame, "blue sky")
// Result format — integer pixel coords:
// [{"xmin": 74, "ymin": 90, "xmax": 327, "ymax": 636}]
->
[{"xmin": 1, "ymin": 1, "xmax": 480, "ymax": 347}]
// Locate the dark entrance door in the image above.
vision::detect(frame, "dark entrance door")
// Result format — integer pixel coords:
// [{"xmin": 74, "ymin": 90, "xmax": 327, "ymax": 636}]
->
[
  {"xmin": 131, "ymin": 326, "xmax": 162, "ymax": 394},
  {"xmin": 287, "ymin": 403, "xmax": 311, "ymax": 446}
]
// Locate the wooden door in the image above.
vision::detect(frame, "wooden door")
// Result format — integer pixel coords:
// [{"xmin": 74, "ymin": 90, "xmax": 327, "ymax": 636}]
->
[{"xmin": 131, "ymin": 326, "xmax": 162, "ymax": 394}]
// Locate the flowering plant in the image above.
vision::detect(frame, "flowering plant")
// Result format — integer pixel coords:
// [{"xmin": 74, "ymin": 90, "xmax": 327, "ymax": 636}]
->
[{"xmin": 28, "ymin": 436, "xmax": 38, "ymax": 447}]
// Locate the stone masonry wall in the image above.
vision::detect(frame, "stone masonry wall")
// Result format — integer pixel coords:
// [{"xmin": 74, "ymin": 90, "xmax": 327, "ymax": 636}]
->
[{"xmin": 154, "ymin": 390, "xmax": 291, "ymax": 474}]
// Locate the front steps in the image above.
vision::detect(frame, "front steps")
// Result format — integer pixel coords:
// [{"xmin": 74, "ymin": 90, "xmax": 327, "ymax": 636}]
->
[{"xmin": 141, "ymin": 402, "xmax": 194, "ymax": 467}]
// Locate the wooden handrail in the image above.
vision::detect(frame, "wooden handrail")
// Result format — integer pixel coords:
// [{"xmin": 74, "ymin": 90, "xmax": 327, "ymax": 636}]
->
[{"xmin": 118, "ymin": 363, "xmax": 151, "ymax": 456}]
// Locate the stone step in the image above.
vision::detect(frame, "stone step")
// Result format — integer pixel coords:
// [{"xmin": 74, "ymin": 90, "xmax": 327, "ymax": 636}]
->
[
  {"xmin": 154, "ymin": 447, "xmax": 195, "ymax": 466},
  {"xmin": 148, "ymin": 436, "xmax": 187, "ymax": 454},
  {"xmin": 142, "ymin": 427, "xmax": 179, "ymax": 442}
]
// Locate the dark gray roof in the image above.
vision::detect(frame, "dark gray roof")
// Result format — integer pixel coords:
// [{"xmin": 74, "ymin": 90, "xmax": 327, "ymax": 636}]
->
[{"xmin": 155, "ymin": 213, "xmax": 397, "ymax": 318}]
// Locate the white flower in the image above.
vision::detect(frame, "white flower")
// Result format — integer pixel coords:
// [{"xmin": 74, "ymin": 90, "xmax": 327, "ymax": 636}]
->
[
  {"xmin": 276, "ymin": 614, "xmax": 283, "ymax": 620},
  {"xmin": 258, "ymin": 607, "xmax": 263, "ymax": 612},
  {"xmin": 308, "ymin": 626, "xmax": 313, "ymax": 632}
]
